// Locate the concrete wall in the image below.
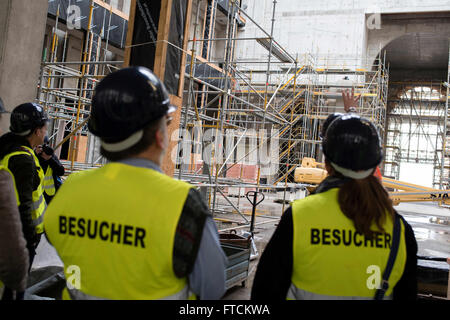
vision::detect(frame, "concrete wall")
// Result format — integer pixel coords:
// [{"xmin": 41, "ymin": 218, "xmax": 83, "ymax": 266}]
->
[
  {"xmin": 366, "ymin": 15, "xmax": 450, "ymax": 66},
  {"xmin": 0, "ymin": 0, "xmax": 48, "ymax": 134},
  {"xmin": 237, "ymin": 0, "xmax": 450, "ymax": 63}
]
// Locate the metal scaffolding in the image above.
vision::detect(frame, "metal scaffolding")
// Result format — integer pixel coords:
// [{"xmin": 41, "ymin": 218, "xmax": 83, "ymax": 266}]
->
[
  {"xmin": 385, "ymin": 79, "xmax": 449, "ymax": 189},
  {"xmin": 174, "ymin": 0, "xmax": 390, "ymax": 225},
  {"xmin": 36, "ymin": 0, "xmax": 125, "ymax": 173},
  {"xmin": 36, "ymin": 0, "xmax": 392, "ymax": 229}
]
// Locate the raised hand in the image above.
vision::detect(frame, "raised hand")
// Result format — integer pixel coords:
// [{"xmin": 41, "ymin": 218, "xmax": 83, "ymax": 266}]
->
[{"xmin": 342, "ymin": 88, "xmax": 361, "ymax": 112}]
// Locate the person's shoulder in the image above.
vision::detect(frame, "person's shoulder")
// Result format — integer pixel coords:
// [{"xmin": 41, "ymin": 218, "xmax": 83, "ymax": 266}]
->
[
  {"xmin": 182, "ymin": 188, "xmax": 210, "ymax": 217},
  {"xmin": 147, "ymin": 168, "xmax": 193, "ymax": 191},
  {"xmin": 394, "ymin": 211, "xmax": 416, "ymax": 239},
  {"xmin": 185, "ymin": 187, "xmax": 208, "ymax": 204},
  {"xmin": 5, "ymin": 149, "xmax": 35, "ymax": 167},
  {"xmin": 291, "ymin": 189, "xmax": 338, "ymax": 220},
  {"xmin": 62, "ymin": 168, "xmax": 96, "ymax": 185},
  {"xmin": 0, "ymin": 168, "xmax": 13, "ymax": 182},
  {"xmin": 394, "ymin": 210, "xmax": 411, "ymax": 229},
  {"xmin": 292, "ymin": 188, "xmax": 331, "ymax": 207}
]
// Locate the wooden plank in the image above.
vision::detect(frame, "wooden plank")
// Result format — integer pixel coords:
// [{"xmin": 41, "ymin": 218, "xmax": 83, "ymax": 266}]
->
[
  {"xmin": 161, "ymin": 94, "xmax": 182, "ymax": 176},
  {"xmin": 204, "ymin": 0, "xmax": 216, "ymax": 60},
  {"xmin": 187, "ymin": 52, "xmax": 224, "ymax": 73},
  {"xmin": 122, "ymin": 0, "xmax": 136, "ymax": 67},
  {"xmin": 177, "ymin": 0, "xmax": 193, "ymax": 97},
  {"xmin": 121, "ymin": 0, "xmax": 194, "ymax": 177},
  {"xmin": 94, "ymin": 0, "xmax": 130, "ymax": 20},
  {"xmin": 153, "ymin": 0, "xmax": 172, "ymax": 80},
  {"xmin": 200, "ymin": 0, "xmax": 208, "ymax": 58},
  {"xmin": 162, "ymin": 1, "xmax": 193, "ymax": 176},
  {"xmin": 76, "ymin": 135, "xmax": 88, "ymax": 163}
]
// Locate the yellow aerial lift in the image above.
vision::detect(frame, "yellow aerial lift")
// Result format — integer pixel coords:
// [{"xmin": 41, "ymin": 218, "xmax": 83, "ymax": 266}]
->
[{"xmin": 294, "ymin": 158, "xmax": 450, "ymax": 206}]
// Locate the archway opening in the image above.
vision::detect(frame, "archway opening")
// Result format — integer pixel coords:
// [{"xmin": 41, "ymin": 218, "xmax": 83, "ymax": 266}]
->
[{"xmin": 381, "ymin": 33, "xmax": 449, "ymax": 189}]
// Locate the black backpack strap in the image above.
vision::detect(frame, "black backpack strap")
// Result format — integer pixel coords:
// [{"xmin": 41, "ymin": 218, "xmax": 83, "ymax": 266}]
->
[{"xmin": 374, "ymin": 213, "xmax": 401, "ymax": 300}]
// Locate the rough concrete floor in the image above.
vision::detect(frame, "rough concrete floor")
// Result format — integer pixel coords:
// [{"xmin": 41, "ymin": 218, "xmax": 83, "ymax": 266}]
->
[
  {"xmin": 221, "ymin": 222, "xmax": 278, "ymax": 300},
  {"xmin": 214, "ymin": 193, "xmax": 284, "ymax": 299},
  {"xmin": 395, "ymin": 202, "xmax": 450, "ymax": 258}
]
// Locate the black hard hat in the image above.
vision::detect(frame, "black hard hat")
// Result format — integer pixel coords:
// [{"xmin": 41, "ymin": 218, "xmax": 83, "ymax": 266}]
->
[
  {"xmin": 89, "ymin": 67, "xmax": 176, "ymax": 146},
  {"xmin": 320, "ymin": 112, "xmax": 343, "ymax": 139},
  {"xmin": 0, "ymin": 97, "xmax": 6, "ymax": 114},
  {"xmin": 322, "ymin": 114, "xmax": 382, "ymax": 177},
  {"xmin": 10, "ymin": 103, "xmax": 48, "ymax": 136}
]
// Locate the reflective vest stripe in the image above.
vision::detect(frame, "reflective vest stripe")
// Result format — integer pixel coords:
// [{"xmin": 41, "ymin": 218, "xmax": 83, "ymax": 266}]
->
[
  {"xmin": 66, "ymin": 285, "xmax": 195, "ymax": 300},
  {"xmin": 32, "ymin": 194, "xmax": 45, "ymax": 211},
  {"xmin": 286, "ymin": 283, "xmax": 392, "ymax": 300},
  {"xmin": 43, "ymin": 166, "xmax": 56, "ymax": 196},
  {"xmin": 31, "ymin": 194, "xmax": 46, "ymax": 229},
  {"xmin": 32, "ymin": 206, "xmax": 46, "ymax": 227}
]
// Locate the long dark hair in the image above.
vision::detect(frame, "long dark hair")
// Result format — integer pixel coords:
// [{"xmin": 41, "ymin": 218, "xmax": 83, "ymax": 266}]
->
[{"xmin": 332, "ymin": 165, "xmax": 395, "ymax": 239}]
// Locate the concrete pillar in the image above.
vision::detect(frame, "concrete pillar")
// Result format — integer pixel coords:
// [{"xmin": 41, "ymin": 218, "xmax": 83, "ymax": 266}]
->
[{"xmin": 0, "ymin": 0, "xmax": 48, "ymax": 133}]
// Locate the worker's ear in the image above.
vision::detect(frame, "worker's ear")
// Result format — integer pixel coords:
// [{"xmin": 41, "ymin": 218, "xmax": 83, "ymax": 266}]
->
[
  {"xmin": 154, "ymin": 119, "xmax": 167, "ymax": 150},
  {"xmin": 154, "ymin": 128, "xmax": 164, "ymax": 149},
  {"xmin": 324, "ymin": 159, "xmax": 334, "ymax": 175},
  {"xmin": 35, "ymin": 124, "xmax": 47, "ymax": 138},
  {"xmin": 33, "ymin": 127, "xmax": 42, "ymax": 139}
]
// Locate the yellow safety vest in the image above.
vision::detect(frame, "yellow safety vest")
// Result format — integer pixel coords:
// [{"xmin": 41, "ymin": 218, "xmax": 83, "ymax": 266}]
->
[
  {"xmin": 288, "ymin": 188, "xmax": 407, "ymax": 300},
  {"xmin": 43, "ymin": 166, "xmax": 56, "ymax": 196},
  {"xmin": 1, "ymin": 146, "xmax": 46, "ymax": 234},
  {"xmin": 44, "ymin": 162, "xmax": 197, "ymax": 300}
]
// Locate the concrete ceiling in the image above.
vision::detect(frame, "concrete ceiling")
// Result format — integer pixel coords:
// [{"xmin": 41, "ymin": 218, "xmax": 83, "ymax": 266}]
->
[{"xmin": 383, "ymin": 33, "xmax": 449, "ymax": 81}]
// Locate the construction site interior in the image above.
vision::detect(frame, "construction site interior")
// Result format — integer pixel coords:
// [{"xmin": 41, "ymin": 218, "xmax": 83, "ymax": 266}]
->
[{"xmin": 1, "ymin": 0, "xmax": 449, "ymax": 300}]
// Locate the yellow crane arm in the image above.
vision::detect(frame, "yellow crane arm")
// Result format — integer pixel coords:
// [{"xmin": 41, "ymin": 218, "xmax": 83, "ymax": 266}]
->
[{"xmin": 294, "ymin": 158, "xmax": 450, "ymax": 206}]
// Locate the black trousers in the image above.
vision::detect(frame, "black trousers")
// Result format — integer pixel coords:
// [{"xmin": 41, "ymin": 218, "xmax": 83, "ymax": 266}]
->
[{"xmin": 1, "ymin": 235, "xmax": 41, "ymax": 300}]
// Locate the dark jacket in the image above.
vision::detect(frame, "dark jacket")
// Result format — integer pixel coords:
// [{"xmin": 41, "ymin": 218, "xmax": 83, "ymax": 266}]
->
[
  {"xmin": 0, "ymin": 132, "xmax": 41, "ymax": 248},
  {"xmin": 38, "ymin": 152, "xmax": 65, "ymax": 204},
  {"xmin": 251, "ymin": 176, "xmax": 418, "ymax": 300},
  {"xmin": 38, "ymin": 154, "xmax": 65, "ymax": 178},
  {"xmin": 0, "ymin": 169, "xmax": 29, "ymax": 291}
]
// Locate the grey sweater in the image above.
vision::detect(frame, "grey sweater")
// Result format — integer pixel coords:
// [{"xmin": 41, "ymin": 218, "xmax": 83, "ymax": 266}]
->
[{"xmin": 0, "ymin": 169, "xmax": 29, "ymax": 291}]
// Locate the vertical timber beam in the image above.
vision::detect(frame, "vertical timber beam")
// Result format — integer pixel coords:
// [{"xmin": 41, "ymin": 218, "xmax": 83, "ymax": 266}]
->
[
  {"xmin": 123, "ymin": 0, "xmax": 137, "ymax": 68},
  {"xmin": 161, "ymin": 0, "xmax": 193, "ymax": 176},
  {"xmin": 153, "ymin": 0, "xmax": 172, "ymax": 81},
  {"xmin": 124, "ymin": 0, "xmax": 193, "ymax": 176}
]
